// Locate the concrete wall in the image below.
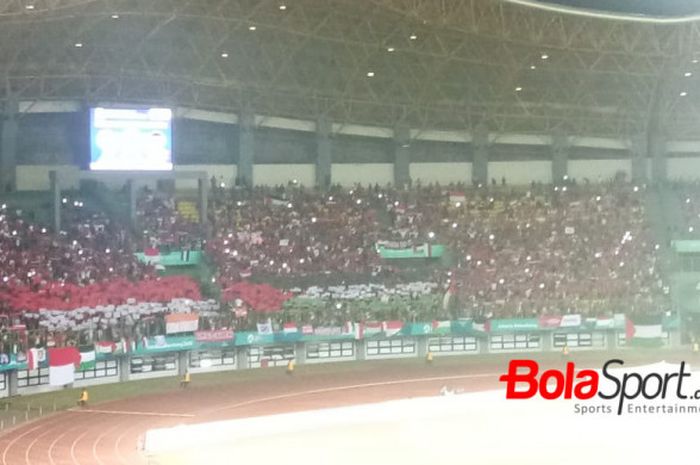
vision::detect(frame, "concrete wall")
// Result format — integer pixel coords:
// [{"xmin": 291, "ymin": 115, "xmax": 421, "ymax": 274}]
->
[
  {"xmin": 16, "ymin": 165, "xmax": 80, "ymax": 191},
  {"xmin": 174, "ymin": 164, "xmax": 237, "ymax": 190},
  {"xmin": 253, "ymin": 164, "xmax": 315, "ymax": 187},
  {"xmin": 489, "ymin": 160, "xmax": 553, "ymax": 185},
  {"xmin": 568, "ymin": 159, "xmax": 631, "ymax": 182},
  {"xmin": 668, "ymin": 156, "xmax": 700, "ymax": 181},
  {"xmin": 409, "ymin": 163, "xmax": 472, "ymax": 185},
  {"xmin": 331, "ymin": 163, "xmax": 394, "ymax": 187}
]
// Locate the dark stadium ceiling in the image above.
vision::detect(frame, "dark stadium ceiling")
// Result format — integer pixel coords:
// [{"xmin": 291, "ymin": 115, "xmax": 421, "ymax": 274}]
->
[{"xmin": 2, "ymin": 0, "xmax": 700, "ymax": 139}]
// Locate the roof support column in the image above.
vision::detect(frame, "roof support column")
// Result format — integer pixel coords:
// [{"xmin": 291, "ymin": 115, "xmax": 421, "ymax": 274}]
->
[
  {"xmin": 649, "ymin": 130, "xmax": 667, "ymax": 184},
  {"xmin": 237, "ymin": 110, "xmax": 255, "ymax": 188},
  {"xmin": 472, "ymin": 124, "xmax": 489, "ymax": 186},
  {"xmin": 316, "ymin": 118, "xmax": 332, "ymax": 190},
  {"xmin": 394, "ymin": 125, "xmax": 411, "ymax": 189},
  {"xmin": 0, "ymin": 97, "xmax": 19, "ymax": 193},
  {"xmin": 630, "ymin": 133, "xmax": 648, "ymax": 184},
  {"xmin": 551, "ymin": 129, "xmax": 569, "ymax": 184}
]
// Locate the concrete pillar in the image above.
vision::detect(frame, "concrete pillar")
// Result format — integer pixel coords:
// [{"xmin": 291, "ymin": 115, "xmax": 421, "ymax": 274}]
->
[
  {"xmin": 49, "ymin": 171, "xmax": 61, "ymax": 233},
  {"xmin": 630, "ymin": 133, "xmax": 648, "ymax": 183},
  {"xmin": 128, "ymin": 180, "xmax": 137, "ymax": 227},
  {"xmin": 472, "ymin": 124, "xmax": 489, "ymax": 185},
  {"xmin": 479, "ymin": 336, "xmax": 489, "ymax": 354},
  {"xmin": 649, "ymin": 130, "xmax": 667, "ymax": 184},
  {"xmin": 294, "ymin": 342, "xmax": 306, "ymax": 365},
  {"xmin": 542, "ymin": 331, "xmax": 553, "ymax": 353},
  {"xmin": 551, "ymin": 130, "xmax": 569, "ymax": 184},
  {"xmin": 119, "ymin": 356, "xmax": 130, "ymax": 382},
  {"xmin": 669, "ymin": 329, "xmax": 681, "ymax": 348},
  {"xmin": 605, "ymin": 331, "xmax": 618, "ymax": 351},
  {"xmin": 237, "ymin": 111, "xmax": 255, "ymax": 187},
  {"xmin": 7, "ymin": 371, "xmax": 18, "ymax": 397},
  {"xmin": 416, "ymin": 336, "xmax": 428, "ymax": 359},
  {"xmin": 178, "ymin": 351, "xmax": 188, "ymax": 376},
  {"xmin": 316, "ymin": 119, "xmax": 332, "ymax": 189},
  {"xmin": 0, "ymin": 97, "xmax": 19, "ymax": 193},
  {"xmin": 394, "ymin": 125, "xmax": 411, "ymax": 189},
  {"xmin": 197, "ymin": 175, "xmax": 208, "ymax": 233},
  {"xmin": 355, "ymin": 340, "xmax": 366, "ymax": 361},
  {"xmin": 236, "ymin": 346, "xmax": 249, "ymax": 369}
]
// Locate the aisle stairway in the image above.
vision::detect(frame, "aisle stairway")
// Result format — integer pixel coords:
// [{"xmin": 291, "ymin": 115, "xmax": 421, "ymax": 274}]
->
[{"xmin": 177, "ymin": 200, "xmax": 199, "ymax": 223}]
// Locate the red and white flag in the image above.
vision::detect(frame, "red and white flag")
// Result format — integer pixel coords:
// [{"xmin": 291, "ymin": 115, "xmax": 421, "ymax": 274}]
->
[
  {"xmin": 283, "ymin": 322, "xmax": 298, "ymax": 334},
  {"xmin": 27, "ymin": 347, "xmax": 45, "ymax": 371},
  {"xmin": 382, "ymin": 321, "xmax": 404, "ymax": 337},
  {"xmin": 48, "ymin": 347, "xmax": 80, "ymax": 386}
]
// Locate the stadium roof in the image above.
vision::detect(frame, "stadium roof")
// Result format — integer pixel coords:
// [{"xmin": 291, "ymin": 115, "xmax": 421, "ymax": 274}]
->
[{"xmin": 1, "ymin": 0, "xmax": 700, "ymax": 139}]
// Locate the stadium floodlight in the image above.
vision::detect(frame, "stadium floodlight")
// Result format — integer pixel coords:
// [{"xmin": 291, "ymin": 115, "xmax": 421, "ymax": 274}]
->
[
  {"xmin": 111, "ymin": 14, "xmax": 119, "ymax": 19},
  {"xmin": 515, "ymin": 86, "xmax": 522, "ymax": 92},
  {"xmin": 409, "ymin": 34, "xmax": 417, "ymax": 40},
  {"xmin": 685, "ymin": 72, "xmax": 693, "ymax": 77},
  {"xmin": 681, "ymin": 91, "xmax": 688, "ymax": 96},
  {"xmin": 279, "ymin": 4, "xmax": 287, "ymax": 10},
  {"xmin": 249, "ymin": 25, "xmax": 257, "ymax": 31},
  {"xmin": 221, "ymin": 52, "xmax": 229, "ymax": 58},
  {"xmin": 530, "ymin": 65, "xmax": 536, "ymax": 70},
  {"xmin": 387, "ymin": 47, "xmax": 395, "ymax": 52},
  {"xmin": 367, "ymin": 71, "xmax": 375, "ymax": 77},
  {"xmin": 541, "ymin": 53, "xmax": 549, "ymax": 59}
]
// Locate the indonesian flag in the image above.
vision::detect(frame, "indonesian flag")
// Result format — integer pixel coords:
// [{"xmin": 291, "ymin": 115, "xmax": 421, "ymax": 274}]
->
[
  {"xmin": 283, "ymin": 322, "xmax": 298, "ymax": 334},
  {"xmin": 27, "ymin": 347, "xmax": 46, "ymax": 371},
  {"xmin": 382, "ymin": 321, "xmax": 404, "ymax": 337},
  {"xmin": 95, "ymin": 341, "xmax": 117, "ymax": 354},
  {"xmin": 165, "ymin": 313, "xmax": 199, "ymax": 334},
  {"xmin": 48, "ymin": 347, "xmax": 80, "ymax": 386},
  {"xmin": 442, "ymin": 279, "xmax": 457, "ymax": 310},
  {"xmin": 143, "ymin": 248, "xmax": 161, "ymax": 264}
]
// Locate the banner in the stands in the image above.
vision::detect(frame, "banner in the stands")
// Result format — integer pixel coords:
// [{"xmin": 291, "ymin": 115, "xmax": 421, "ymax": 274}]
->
[
  {"xmin": 134, "ymin": 250, "xmax": 203, "ymax": 267},
  {"xmin": 376, "ymin": 243, "xmax": 445, "ymax": 259},
  {"xmin": 490, "ymin": 318, "xmax": 540, "ymax": 332},
  {"xmin": 195, "ymin": 330, "xmax": 235, "ymax": 343},
  {"xmin": 134, "ymin": 335, "xmax": 197, "ymax": 354}
]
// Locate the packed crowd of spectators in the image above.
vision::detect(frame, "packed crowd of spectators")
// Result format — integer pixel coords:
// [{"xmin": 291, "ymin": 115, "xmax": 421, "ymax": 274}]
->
[
  {"xmin": 0, "ymin": 201, "xmax": 151, "ymax": 291},
  {"xmin": 0, "ymin": 178, "xmax": 671, "ymax": 340},
  {"xmin": 205, "ymin": 181, "xmax": 667, "ymax": 320}
]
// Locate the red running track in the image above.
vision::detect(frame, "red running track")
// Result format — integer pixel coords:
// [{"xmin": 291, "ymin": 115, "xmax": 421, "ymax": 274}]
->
[{"xmin": 0, "ymin": 362, "xmax": 504, "ymax": 465}]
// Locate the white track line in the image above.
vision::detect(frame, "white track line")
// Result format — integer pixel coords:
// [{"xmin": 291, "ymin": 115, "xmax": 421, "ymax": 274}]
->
[
  {"xmin": 68, "ymin": 408, "xmax": 194, "ymax": 418},
  {"xmin": 208, "ymin": 371, "xmax": 501, "ymax": 414}
]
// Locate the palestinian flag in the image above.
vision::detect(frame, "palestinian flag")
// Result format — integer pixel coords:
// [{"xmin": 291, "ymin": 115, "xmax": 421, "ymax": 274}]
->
[
  {"xmin": 48, "ymin": 347, "xmax": 80, "ymax": 386},
  {"xmin": 79, "ymin": 347, "xmax": 96, "ymax": 371},
  {"xmin": 628, "ymin": 316, "xmax": 664, "ymax": 347},
  {"xmin": 432, "ymin": 320, "xmax": 452, "ymax": 335}
]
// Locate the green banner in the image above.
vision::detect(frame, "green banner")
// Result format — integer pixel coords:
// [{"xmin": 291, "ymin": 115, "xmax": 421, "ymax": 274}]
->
[
  {"xmin": 134, "ymin": 250, "xmax": 203, "ymax": 267},
  {"xmin": 377, "ymin": 244, "xmax": 445, "ymax": 259},
  {"xmin": 490, "ymin": 318, "xmax": 540, "ymax": 332},
  {"xmin": 134, "ymin": 335, "xmax": 196, "ymax": 354}
]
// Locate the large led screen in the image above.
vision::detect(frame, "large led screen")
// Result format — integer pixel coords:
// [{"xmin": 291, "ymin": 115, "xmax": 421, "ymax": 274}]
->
[{"xmin": 90, "ymin": 107, "xmax": 173, "ymax": 171}]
